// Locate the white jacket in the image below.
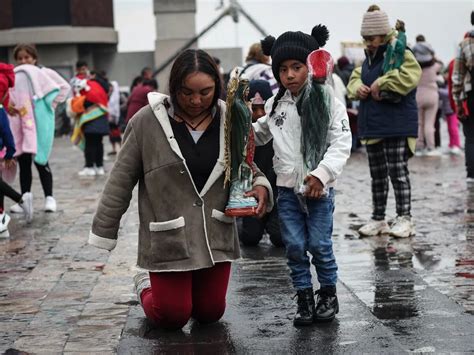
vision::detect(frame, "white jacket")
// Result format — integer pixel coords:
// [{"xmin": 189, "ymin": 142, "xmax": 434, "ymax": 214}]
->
[
  {"xmin": 240, "ymin": 62, "xmax": 279, "ymax": 95},
  {"xmin": 252, "ymin": 88, "xmax": 352, "ymax": 189}
]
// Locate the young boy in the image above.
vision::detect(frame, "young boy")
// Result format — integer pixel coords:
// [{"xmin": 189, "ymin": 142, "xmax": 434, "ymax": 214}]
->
[
  {"xmin": 347, "ymin": 6, "xmax": 421, "ymax": 238},
  {"xmin": 254, "ymin": 25, "xmax": 352, "ymax": 325}
]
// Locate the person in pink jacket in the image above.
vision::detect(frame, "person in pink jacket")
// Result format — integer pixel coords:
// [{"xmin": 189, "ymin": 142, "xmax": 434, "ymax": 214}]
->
[
  {"xmin": 413, "ymin": 36, "xmax": 443, "ymax": 157},
  {"xmin": 7, "ymin": 44, "xmax": 70, "ymax": 218}
]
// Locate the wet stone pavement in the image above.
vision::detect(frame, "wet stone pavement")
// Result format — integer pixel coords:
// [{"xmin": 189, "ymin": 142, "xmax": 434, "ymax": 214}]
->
[{"xmin": 0, "ymin": 136, "xmax": 473, "ymax": 354}]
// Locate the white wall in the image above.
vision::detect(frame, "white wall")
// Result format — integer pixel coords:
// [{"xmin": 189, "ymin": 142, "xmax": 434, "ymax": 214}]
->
[{"xmin": 102, "ymin": 51, "xmax": 155, "ymax": 89}]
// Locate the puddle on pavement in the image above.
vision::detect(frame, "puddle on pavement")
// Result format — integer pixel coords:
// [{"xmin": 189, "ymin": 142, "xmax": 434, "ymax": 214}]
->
[
  {"xmin": 370, "ymin": 245, "xmax": 419, "ymax": 319},
  {"xmin": 133, "ymin": 318, "xmax": 237, "ymax": 354},
  {"xmin": 343, "ymin": 183, "xmax": 474, "ymax": 319}
]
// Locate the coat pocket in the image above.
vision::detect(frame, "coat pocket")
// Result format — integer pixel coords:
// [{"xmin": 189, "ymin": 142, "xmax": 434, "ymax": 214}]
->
[
  {"xmin": 149, "ymin": 216, "xmax": 190, "ymax": 262},
  {"xmin": 208, "ymin": 209, "xmax": 236, "ymax": 252},
  {"xmin": 211, "ymin": 209, "xmax": 234, "ymax": 224}
]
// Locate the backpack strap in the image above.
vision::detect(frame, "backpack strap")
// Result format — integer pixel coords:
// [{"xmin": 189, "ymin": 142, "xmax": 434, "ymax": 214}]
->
[{"xmin": 239, "ymin": 63, "xmax": 254, "ymax": 77}]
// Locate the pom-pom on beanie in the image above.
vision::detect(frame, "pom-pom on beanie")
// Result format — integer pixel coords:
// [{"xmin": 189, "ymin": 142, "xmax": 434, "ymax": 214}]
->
[
  {"xmin": 360, "ymin": 5, "xmax": 391, "ymax": 36},
  {"xmin": 260, "ymin": 25, "xmax": 329, "ymax": 83}
]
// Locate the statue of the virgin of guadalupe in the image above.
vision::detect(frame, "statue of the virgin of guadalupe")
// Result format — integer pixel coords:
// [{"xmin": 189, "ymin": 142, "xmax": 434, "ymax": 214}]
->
[{"xmin": 223, "ymin": 69, "xmax": 258, "ymax": 217}]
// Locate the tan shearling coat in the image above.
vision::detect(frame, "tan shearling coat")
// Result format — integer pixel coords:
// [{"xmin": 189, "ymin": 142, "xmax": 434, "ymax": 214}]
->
[{"xmin": 88, "ymin": 93, "xmax": 273, "ymax": 272}]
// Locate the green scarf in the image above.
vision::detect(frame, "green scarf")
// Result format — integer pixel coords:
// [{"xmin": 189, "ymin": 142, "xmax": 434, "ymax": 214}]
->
[
  {"xmin": 382, "ymin": 28, "xmax": 406, "ymax": 74},
  {"xmin": 296, "ymin": 80, "xmax": 332, "ymax": 171}
]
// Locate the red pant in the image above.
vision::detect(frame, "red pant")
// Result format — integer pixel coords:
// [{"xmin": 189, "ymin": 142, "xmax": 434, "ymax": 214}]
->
[{"xmin": 140, "ymin": 262, "xmax": 231, "ymax": 329}]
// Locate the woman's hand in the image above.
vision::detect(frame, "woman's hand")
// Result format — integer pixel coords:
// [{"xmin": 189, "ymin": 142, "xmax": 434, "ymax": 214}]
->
[
  {"xmin": 7, "ymin": 104, "xmax": 20, "ymax": 116},
  {"xmin": 357, "ymin": 84, "xmax": 371, "ymax": 100},
  {"xmin": 304, "ymin": 175, "xmax": 325, "ymax": 199},
  {"xmin": 244, "ymin": 185, "xmax": 268, "ymax": 218},
  {"xmin": 457, "ymin": 105, "xmax": 467, "ymax": 120},
  {"xmin": 4, "ymin": 159, "xmax": 16, "ymax": 169}
]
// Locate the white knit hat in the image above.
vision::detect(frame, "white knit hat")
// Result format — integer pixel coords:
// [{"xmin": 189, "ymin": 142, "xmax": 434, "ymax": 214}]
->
[
  {"xmin": 412, "ymin": 42, "xmax": 434, "ymax": 63},
  {"xmin": 360, "ymin": 9, "xmax": 391, "ymax": 36}
]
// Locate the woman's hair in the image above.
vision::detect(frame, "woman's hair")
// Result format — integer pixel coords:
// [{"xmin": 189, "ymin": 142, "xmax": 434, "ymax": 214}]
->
[
  {"xmin": 76, "ymin": 60, "xmax": 88, "ymax": 69},
  {"xmin": 419, "ymin": 58, "xmax": 435, "ymax": 68},
  {"xmin": 143, "ymin": 79, "xmax": 158, "ymax": 90},
  {"xmin": 416, "ymin": 34, "xmax": 425, "ymax": 42},
  {"xmin": 141, "ymin": 66, "xmax": 152, "ymax": 76},
  {"xmin": 169, "ymin": 49, "xmax": 222, "ymax": 109},
  {"xmin": 246, "ymin": 43, "xmax": 268, "ymax": 63},
  {"xmin": 90, "ymin": 70, "xmax": 108, "ymax": 79},
  {"xmin": 130, "ymin": 76, "xmax": 143, "ymax": 90},
  {"xmin": 13, "ymin": 43, "xmax": 38, "ymax": 61}
]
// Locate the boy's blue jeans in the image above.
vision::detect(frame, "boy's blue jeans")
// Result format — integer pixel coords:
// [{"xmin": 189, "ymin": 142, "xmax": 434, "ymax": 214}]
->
[{"xmin": 277, "ymin": 187, "xmax": 337, "ymax": 290}]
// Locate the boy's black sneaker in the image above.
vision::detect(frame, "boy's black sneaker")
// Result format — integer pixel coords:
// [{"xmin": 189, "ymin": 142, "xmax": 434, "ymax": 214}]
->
[
  {"xmin": 314, "ymin": 287, "xmax": 339, "ymax": 322},
  {"xmin": 293, "ymin": 288, "xmax": 315, "ymax": 326}
]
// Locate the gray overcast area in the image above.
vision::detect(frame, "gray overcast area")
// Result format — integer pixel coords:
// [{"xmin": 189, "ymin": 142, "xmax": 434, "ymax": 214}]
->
[{"xmin": 114, "ymin": 0, "xmax": 472, "ymax": 65}]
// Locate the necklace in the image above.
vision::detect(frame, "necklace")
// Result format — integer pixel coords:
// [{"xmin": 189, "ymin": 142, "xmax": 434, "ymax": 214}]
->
[{"xmin": 175, "ymin": 112, "xmax": 211, "ymax": 131}]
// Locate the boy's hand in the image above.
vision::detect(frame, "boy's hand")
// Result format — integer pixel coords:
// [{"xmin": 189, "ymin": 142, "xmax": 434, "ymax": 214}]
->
[
  {"xmin": 304, "ymin": 175, "xmax": 325, "ymax": 199},
  {"xmin": 370, "ymin": 80, "xmax": 381, "ymax": 100},
  {"xmin": 357, "ymin": 84, "xmax": 371, "ymax": 100},
  {"xmin": 244, "ymin": 186, "xmax": 268, "ymax": 218},
  {"xmin": 4, "ymin": 159, "xmax": 16, "ymax": 169}
]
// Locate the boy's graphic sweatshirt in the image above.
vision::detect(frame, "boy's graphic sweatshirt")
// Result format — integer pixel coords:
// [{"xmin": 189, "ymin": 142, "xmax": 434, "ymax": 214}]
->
[{"xmin": 252, "ymin": 88, "xmax": 352, "ymax": 189}]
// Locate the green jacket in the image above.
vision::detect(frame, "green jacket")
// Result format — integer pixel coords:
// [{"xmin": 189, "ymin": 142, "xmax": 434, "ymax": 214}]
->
[{"xmin": 347, "ymin": 48, "xmax": 421, "ymax": 100}]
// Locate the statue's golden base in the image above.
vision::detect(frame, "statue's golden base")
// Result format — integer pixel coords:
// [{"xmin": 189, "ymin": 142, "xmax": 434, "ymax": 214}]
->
[{"xmin": 225, "ymin": 206, "xmax": 258, "ymax": 217}]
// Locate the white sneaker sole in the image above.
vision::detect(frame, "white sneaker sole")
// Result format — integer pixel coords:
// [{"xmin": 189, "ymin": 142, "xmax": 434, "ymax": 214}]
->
[
  {"xmin": 358, "ymin": 226, "xmax": 390, "ymax": 237},
  {"xmin": 10, "ymin": 204, "xmax": 24, "ymax": 214},
  {"xmin": 390, "ymin": 229, "xmax": 416, "ymax": 238}
]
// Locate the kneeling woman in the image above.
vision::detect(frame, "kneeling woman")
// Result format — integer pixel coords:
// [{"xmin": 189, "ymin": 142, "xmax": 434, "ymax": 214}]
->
[{"xmin": 88, "ymin": 49, "xmax": 272, "ymax": 329}]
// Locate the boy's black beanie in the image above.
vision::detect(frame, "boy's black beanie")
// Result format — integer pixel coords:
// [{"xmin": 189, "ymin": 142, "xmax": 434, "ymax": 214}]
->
[{"xmin": 260, "ymin": 25, "xmax": 329, "ymax": 83}]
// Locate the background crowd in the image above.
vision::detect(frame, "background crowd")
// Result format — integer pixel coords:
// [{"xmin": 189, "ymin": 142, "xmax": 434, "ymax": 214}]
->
[{"xmin": 0, "ymin": 8, "xmax": 472, "ymax": 246}]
